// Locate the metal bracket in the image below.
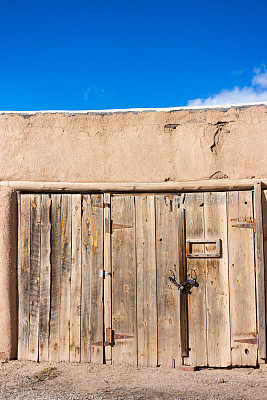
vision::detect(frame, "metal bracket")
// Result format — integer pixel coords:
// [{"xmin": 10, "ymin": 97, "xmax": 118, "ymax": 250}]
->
[
  {"xmin": 92, "ymin": 328, "xmax": 135, "ymax": 347},
  {"xmin": 105, "ymin": 218, "xmax": 133, "ymax": 234},
  {"xmin": 99, "ymin": 269, "xmax": 111, "ymax": 279},
  {"xmin": 234, "ymin": 337, "xmax": 258, "ymax": 345},
  {"xmin": 232, "ymin": 222, "xmax": 255, "ymax": 230}
]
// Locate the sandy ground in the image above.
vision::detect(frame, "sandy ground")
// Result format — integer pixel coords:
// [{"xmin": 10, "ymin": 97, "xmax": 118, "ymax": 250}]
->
[{"xmin": 0, "ymin": 361, "xmax": 266, "ymax": 400}]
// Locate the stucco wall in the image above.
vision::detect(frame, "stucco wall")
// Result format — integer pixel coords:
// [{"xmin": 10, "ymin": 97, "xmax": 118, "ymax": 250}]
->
[{"xmin": 0, "ymin": 105, "xmax": 266, "ymax": 183}]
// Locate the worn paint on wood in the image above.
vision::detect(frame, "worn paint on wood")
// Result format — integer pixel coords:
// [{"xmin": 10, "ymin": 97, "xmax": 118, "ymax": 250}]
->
[
  {"xmin": 136, "ymin": 196, "xmax": 157, "ymax": 367},
  {"xmin": 18, "ymin": 195, "xmax": 31, "ymax": 360},
  {"xmin": 49, "ymin": 194, "xmax": 62, "ymax": 361},
  {"xmin": 28, "ymin": 195, "xmax": 41, "ymax": 361},
  {"xmin": 227, "ymin": 191, "xmax": 257, "ymax": 366},
  {"xmin": 111, "ymin": 195, "xmax": 137, "ymax": 366},
  {"xmin": 70, "ymin": 194, "xmax": 82, "ymax": 362},
  {"xmin": 39, "ymin": 195, "xmax": 52, "ymax": 362},
  {"xmin": 59, "ymin": 194, "xmax": 72, "ymax": 361},
  {"xmin": 81, "ymin": 195, "xmax": 92, "ymax": 362}
]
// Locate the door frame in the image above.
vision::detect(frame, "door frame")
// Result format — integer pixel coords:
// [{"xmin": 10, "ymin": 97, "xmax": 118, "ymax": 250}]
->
[{"xmin": 13, "ymin": 179, "xmax": 266, "ymax": 365}]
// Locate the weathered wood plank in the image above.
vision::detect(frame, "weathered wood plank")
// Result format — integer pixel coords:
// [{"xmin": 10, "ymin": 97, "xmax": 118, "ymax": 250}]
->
[
  {"xmin": 111, "ymin": 195, "xmax": 137, "ymax": 366},
  {"xmin": 49, "ymin": 194, "xmax": 62, "ymax": 362},
  {"xmin": 70, "ymin": 194, "xmax": 82, "ymax": 362},
  {"xmin": 103, "ymin": 193, "xmax": 112, "ymax": 365},
  {"xmin": 262, "ymin": 189, "xmax": 267, "ymax": 364},
  {"xmin": 136, "ymin": 195, "xmax": 157, "ymax": 367},
  {"xmin": 81, "ymin": 194, "xmax": 91, "ymax": 362},
  {"xmin": 254, "ymin": 181, "xmax": 266, "ymax": 362},
  {"xmin": 89, "ymin": 194, "xmax": 104, "ymax": 363},
  {"xmin": 227, "ymin": 191, "xmax": 257, "ymax": 366},
  {"xmin": 28, "ymin": 195, "xmax": 41, "ymax": 361},
  {"xmin": 177, "ymin": 207, "xmax": 188, "ymax": 360},
  {"xmin": 18, "ymin": 194, "xmax": 31, "ymax": 360},
  {"xmin": 204, "ymin": 192, "xmax": 231, "ymax": 367},
  {"xmin": 156, "ymin": 195, "xmax": 180, "ymax": 368},
  {"xmin": 81, "ymin": 194, "xmax": 104, "ymax": 363},
  {"xmin": 39, "ymin": 195, "xmax": 52, "ymax": 362},
  {"xmin": 58, "ymin": 194, "xmax": 72, "ymax": 361},
  {"xmin": 184, "ymin": 193, "xmax": 207, "ymax": 367}
]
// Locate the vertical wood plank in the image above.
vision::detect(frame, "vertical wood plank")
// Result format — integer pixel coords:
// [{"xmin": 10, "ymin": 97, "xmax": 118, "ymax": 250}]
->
[
  {"xmin": 184, "ymin": 193, "xmax": 207, "ymax": 366},
  {"xmin": 89, "ymin": 194, "xmax": 104, "ymax": 363},
  {"xmin": 28, "ymin": 194, "xmax": 41, "ymax": 361},
  {"xmin": 156, "ymin": 195, "xmax": 181, "ymax": 368},
  {"xmin": 39, "ymin": 194, "xmax": 52, "ymax": 362},
  {"xmin": 81, "ymin": 194, "xmax": 91, "ymax": 362},
  {"xmin": 177, "ymin": 207, "xmax": 188, "ymax": 360},
  {"xmin": 70, "ymin": 194, "xmax": 82, "ymax": 362},
  {"xmin": 58, "ymin": 194, "xmax": 72, "ymax": 361},
  {"xmin": 49, "ymin": 194, "xmax": 62, "ymax": 362},
  {"xmin": 136, "ymin": 195, "xmax": 157, "ymax": 367},
  {"xmin": 81, "ymin": 194, "xmax": 104, "ymax": 363},
  {"xmin": 18, "ymin": 194, "xmax": 31, "ymax": 360},
  {"xmin": 227, "ymin": 191, "xmax": 257, "ymax": 366},
  {"xmin": 262, "ymin": 189, "xmax": 267, "ymax": 363},
  {"xmin": 103, "ymin": 193, "xmax": 112, "ymax": 365},
  {"xmin": 204, "ymin": 192, "xmax": 231, "ymax": 367},
  {"xmin": 254, "ymin": 181, "xmax": 266, "ymax": 362},
  {"xmin": 111, "ymin": 195, "xmax": 137, "ymax": 366}
]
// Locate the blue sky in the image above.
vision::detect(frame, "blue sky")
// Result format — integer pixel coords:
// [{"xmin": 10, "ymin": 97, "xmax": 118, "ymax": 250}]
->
[{"xmin": 0, "ymin": 0, "xmax": 266, "ymax": 110}]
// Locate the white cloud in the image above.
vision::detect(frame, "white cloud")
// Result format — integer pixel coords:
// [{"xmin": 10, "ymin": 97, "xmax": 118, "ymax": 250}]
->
[
  {"xmin": 252, "ymin": 68, "xmax": 267, "ymax": 88},
  {"xmin": 187, "ymin": 67, "xmax": 267, "ymax": 106},
  {"xmin": 84, "ymin": 86, "xmax": 105, "ymax": 100}
]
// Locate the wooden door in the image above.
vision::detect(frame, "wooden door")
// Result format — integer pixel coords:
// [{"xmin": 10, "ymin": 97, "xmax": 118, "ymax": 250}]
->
[
  {"xmin": 18, "ymin": 193, "xmax": 104, "ymax": 362},
  {"xmin": 109, "ymin": 194, "xmax": 182, "ymax": 367},
  {"xmin": 183, "ymin": 191, "xmax": 258, "ymax": 367},
  {"xmin": 107, "ymin": 192, "xmax": 258, "ymax": 367},
  {"xmin": 18, "ymin": 191, "xmax": 259, "ymax": 367}
]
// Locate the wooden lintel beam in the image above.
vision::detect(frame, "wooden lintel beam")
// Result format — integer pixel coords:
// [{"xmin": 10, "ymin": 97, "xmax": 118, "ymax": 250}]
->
[{"xmin": 1, "ymin": 178, "xmax": 267, "ymax": 193}]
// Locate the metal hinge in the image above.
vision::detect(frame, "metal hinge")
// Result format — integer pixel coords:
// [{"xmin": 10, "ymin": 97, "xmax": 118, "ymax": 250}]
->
[
  {"xmin": 105, "ymin": 218, "xmax": 133, "ymax": 234},
  {"xmin": 92, "ymin": 328, "xmax": 135, "ymax": 347},
  {"xmin": 234, "ymin": 337, "xmax": 258, "ymax": 345},
  {"xmin": 232, "ymin": 222, "xmax": 255, "ymax": 230}
]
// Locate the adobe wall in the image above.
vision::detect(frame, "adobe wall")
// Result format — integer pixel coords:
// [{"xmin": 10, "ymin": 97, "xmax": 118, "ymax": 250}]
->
[
  {"xmin": 0, "ymin": 105, "xmax": 266, "ymax": 183},
  {"xmin": 0, "ymin": 104, "xmax": 266, "ymax": 362}
]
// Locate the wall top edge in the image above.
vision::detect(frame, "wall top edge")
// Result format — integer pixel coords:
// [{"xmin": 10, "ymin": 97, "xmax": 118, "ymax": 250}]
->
[{"xmin": 0, "ymin": 102, "xmax": 266, "ymax": 116}]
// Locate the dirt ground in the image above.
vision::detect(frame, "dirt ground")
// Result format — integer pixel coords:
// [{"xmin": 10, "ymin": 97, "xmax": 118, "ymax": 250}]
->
[{"xmin": 0, "ymin": 361, "xmax": 266, "ymax": 400}]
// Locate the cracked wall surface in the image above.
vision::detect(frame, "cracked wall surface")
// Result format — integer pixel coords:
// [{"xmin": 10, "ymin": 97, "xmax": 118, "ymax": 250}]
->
[{"xmin": 0, "ymin": 105, "xmax": 266, "ymax": 183}]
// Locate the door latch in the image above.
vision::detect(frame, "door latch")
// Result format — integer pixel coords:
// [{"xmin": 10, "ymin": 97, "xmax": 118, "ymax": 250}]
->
[
  {"xmin": 99, "ymin": 269, "xmax": 111, "ymax": 278},
  {"xmin": 169, "ymin": 269, "xmax": 199, "ymax": 294}
]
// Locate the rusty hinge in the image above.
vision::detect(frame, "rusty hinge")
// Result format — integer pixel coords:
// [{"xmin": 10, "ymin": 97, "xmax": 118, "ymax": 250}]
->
[
  {"xmin": 231, "ymin": 220, "xmax": 255, "ymax": 230},
  {"xmin": 92, "ymin": 328, "xmax": 135, "ymax": 347},
  {"xmin": 234, "ymin": 338, "xmax": 258, "ymax": 345},
  {"xmin": 92, "ymin": 202, "xmax": 110, "ymax": 208},
  {"xmin": 105, "ymin": 218, "xmax": 133, "ymax": 234},
  {"xmin": 112, "ymin": 222, "xmax": 133, "ymax": 230}
]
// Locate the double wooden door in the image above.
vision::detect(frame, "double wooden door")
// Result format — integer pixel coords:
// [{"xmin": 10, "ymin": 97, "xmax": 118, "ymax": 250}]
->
[{"xmin": 18, "ymin": 191, "xmax": 258, "ymax": 367}]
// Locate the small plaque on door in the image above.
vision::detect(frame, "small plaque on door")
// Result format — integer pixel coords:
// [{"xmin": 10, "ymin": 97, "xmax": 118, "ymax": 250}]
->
[{"xmin": 186, "ymin": 239, "xmax": 222, "ymax": 258}]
